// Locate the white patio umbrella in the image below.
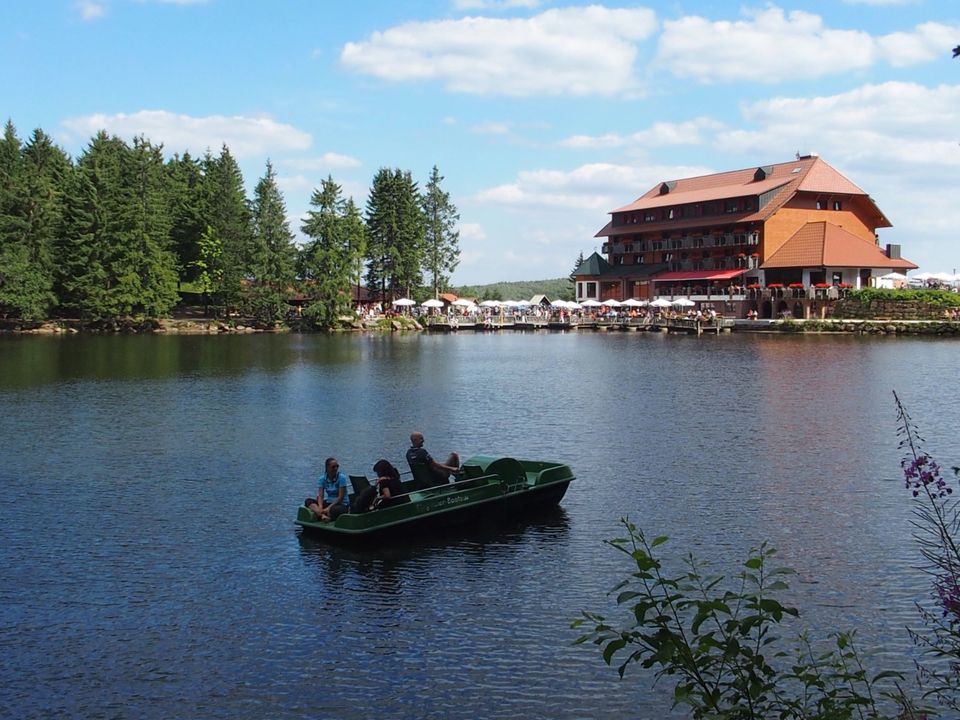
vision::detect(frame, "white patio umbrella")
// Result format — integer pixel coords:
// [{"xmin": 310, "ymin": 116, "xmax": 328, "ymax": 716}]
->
[
  {"xmin": 392, "ymin": 298, "xmax": 416, "ymax": 306},
  {"xmin": 580, "ymin": 299, "xmax": 601, "ymax": 307},
  {"xmin": 911, "ymin": 272, "xmax": 933, "ymax": 282},
  {"xmin": 621, "ymin": 298, "xmax": 647, "ymax": 307},
  {"xmin": 421, "ymin": 299, "xmax": 444, "ymax": 308},
  {"xmin": 672, "ymin": 298, "xmax": 696, "ymax": 307},
  {"xmin": 650, "ymin": 298, "xmax": 673, "ymax": 308},
  {"xmin": 930, "ymin": 272, "xmax": 954, "ymax": 283},
  {"xmin": 600, "ymin": 299, "xmax": 622, "ymax": 307},
  {"xmin": 479, "ymin": 300, "xmax": 502, "ymax": 308},
  {"xmin": 452, "ymin": 298, "xmax": 476, "ymax": 308}
]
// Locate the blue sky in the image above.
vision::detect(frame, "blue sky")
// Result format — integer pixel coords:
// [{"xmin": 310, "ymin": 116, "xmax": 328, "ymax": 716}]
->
[{"xmin": 3, "ymin": 1, "xmax": 958, "ymax": 284}]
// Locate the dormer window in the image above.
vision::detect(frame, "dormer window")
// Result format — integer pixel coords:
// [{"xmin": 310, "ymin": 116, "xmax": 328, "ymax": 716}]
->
[
  {"xmin": 659, "ymin": 181, "xmax": 676, "ymax": 195},
  {"xmin": 753, "ymin": 166, "xmax": 772, "ymax": 181}
]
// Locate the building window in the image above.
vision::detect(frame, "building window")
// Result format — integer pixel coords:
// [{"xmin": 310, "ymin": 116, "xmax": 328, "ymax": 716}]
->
[
  {"xmin": 816, "ymin": 200, "xmax": 823, "ymax": 210},
  {"xmin": 694, "ymin": 236, "xmax": 704, "ymax": 248},
  {"xmin": 652, "ymin": 240, "xmax": 663, "ymax": 251},
  {"xmin": 671, "ymin": 239, "xmax": 682, "ymax": 250},
  {"xmin": 585, "ymin": 282, "xmax": 597, "ymax": 299},
  {"xmin": 644, "ymin": 212, "xmax": 656, "ymax": 222},
  {"xmin": 833, "ymin": 200, "xmax": 842, "ymax": 211},
  {"xmin": 725, "ymin": 200, "xmax": 739, "ymax": 213}
]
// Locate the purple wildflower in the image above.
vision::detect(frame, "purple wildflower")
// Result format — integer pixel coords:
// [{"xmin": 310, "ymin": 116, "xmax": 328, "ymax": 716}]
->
[
  {"xmin": 901, "ymin": 453, "xmax": 952, "ymax": 499},
  {"xmin": 935, "ymin": 573, "xmax": 960, "ymax": 621}
]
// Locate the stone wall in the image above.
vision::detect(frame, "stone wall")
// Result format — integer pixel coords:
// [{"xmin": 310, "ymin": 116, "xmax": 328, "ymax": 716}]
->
[{"xmin": 833, "ymin": 298, "xmax": 955, "ymax": 321}]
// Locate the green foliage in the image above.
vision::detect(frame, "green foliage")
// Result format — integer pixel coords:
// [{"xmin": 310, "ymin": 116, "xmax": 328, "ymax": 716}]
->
[
  {"xmin": 421, "ymin": 165, "xmax": 460, "ymax": 298},
  {"xmin": 575, "ymin": 520, "xmax": 909, "ymax": 719},
  {"xmin": 894, "ymin": 392, "xmax": 960, "ymax": 712},
  {"xmin": 0, "ymin": 123, "xmax": 65, "ymax": 320},
  {"xmin": 365, "ymin": 167, "xmax": 424, "ymax": 300},
  {"xmin": 165, "ymin": 152, "xmax": 205, "ymax": 285},
  {"xmin": 848, "ymin": 288, "xmax": 960, "ymax": 308},
  {"xmin": 300, "ymin": 176, "xmax": 354, "ymax": 329},
  {"xmin": 250, "ymin": 160, "xmax": 296, "ymax": 297},
  {"xmin": 454, "ymin": 277, "xmax": 573, "ymax": 302},
  {"xmin": 201, "ymin": 146, "xmax": 253, "ymax": 313}
]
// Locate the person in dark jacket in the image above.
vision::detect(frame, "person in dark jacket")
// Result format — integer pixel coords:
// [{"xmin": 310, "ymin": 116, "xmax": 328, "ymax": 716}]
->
[{"xmin": 371, "ymin": 459, "xmax": 407, "ymax": 509}]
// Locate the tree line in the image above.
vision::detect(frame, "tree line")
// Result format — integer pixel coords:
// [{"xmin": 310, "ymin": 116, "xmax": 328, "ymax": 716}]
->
[{"xmin": 0, "ymin": 119, "xmax": 460, "ymax": 327}]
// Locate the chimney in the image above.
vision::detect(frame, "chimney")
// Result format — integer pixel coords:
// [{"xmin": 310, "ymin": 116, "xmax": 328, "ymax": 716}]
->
[{"xmin": 886, "ymin": 244, "xmax": 901, "ymax": 259}]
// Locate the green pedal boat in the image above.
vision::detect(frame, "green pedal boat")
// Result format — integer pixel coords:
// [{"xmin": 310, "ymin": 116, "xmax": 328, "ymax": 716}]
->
[{"xmin": 295, "ymin": 455, "xmax": 575, "ymax": 542}]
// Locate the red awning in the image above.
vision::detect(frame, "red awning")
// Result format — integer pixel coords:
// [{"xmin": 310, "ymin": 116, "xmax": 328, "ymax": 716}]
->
[{"xmin": 653, "ymin": 269, "xmax": 746, "ymax": 282}]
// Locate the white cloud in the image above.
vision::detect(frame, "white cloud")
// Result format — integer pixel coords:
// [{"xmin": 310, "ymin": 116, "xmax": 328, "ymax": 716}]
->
[
  {"xmin": 459, "ymin": 222, "xmax": 487, "ymax": 241},
  {"xmin": 656, "ymin": 7, "xmax": 958, "ymax": 83},
  {"xmin": 559, "ymin": 118, "xmax": 724, "ymax": 150},
  {"xmin": 724, "ymin": 82, "xmax": 960, "ymax": 169},
  {"xmin": 340, "ymin": 6, "xmax": 658, "ymax": 97},
  {"xmin": 76, "ymin": 1, "xmax": 106, "ymax": 20},
  {"xmin": 60, "ymin": 110, "xmax": 311, "ymax": 159},
  {"xmin": 283, "ymin": 153, "xmax": 362, "ymax": 171},
  {"xmin": 475, "ymin": 162, "xmax": 713, "ymax": 211}
]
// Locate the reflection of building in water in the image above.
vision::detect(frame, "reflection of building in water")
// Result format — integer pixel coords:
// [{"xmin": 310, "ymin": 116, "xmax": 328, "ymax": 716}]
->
[{"xmin": 576, "ymin": 156, "xmax": 917, "ymax": 319}]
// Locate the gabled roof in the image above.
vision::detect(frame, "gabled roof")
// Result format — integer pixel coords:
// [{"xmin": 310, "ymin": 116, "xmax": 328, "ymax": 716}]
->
[
  {"xmin": 762, "ymin": 221, "xmax": 917, "ymax": 270},
  {"xmin": 573, "ymin": 252, "xmax": 669, "ymax": 280},
  {"xmin": 601, "ymin": 156, "xmax": 890, "ymax": 234},
  {"xmin": 572, "ymin": 252, "xmax": 609, "ymax": 276}
]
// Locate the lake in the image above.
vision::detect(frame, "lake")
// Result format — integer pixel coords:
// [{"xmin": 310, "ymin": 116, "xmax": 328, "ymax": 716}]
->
[{"xmin": 1, "ymin": 330, "xmax": 959, "ymax": 719}]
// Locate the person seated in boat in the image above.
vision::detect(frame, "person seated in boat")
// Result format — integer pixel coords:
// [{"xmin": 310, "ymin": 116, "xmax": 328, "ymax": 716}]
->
[
  {"xmin": 406, "ymin": 431, "xmax": 459, "ymax": 488},
  {"xmin": 371, "ymin": 459, "xmax": 408, "ymax": 509},
  {"xmin": 305, "ymin": 456, "xmax": 349, "ymax": 522}
]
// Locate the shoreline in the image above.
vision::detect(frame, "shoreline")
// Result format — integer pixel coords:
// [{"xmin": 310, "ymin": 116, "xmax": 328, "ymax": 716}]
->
[{"xmin": 4, "ymin": 316, "xmax": 960, "ymax": 337}]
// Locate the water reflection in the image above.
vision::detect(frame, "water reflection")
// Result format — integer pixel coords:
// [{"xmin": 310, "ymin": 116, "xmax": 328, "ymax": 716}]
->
[{"xmin": 3, "ymin": 332, "xmax": 960, "ymax": 719}]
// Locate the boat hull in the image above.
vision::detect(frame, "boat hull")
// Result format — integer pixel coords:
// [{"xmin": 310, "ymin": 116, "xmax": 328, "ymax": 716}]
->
[{"xmin": 295, "ymin": 455, "xmax": 574, "ymax": 544}]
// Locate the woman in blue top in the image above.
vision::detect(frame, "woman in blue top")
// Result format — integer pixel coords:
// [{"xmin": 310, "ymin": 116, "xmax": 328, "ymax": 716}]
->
[{"xmin": 305, "ymin": 457, "xmax": 349, "ymax": 522}]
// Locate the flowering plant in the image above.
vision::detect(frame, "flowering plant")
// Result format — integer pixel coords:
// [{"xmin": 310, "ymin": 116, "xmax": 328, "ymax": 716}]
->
[
  {"xmin": 839, "ymin": 282, "xmax": 854, "ymax": 289},
  {"xmin": 895, "ymin": 390, "xmax": 960, "ymax": 711},
  {"xmin": 814, "ymin": 282, "xmax": 830, "ymax": 288},
  {"xmin": 746, "ymin": 283, "xmax": 761, "ymax": 289},
  {"xmin": 788, "ymin": 282, "xmax": 805, "ymax": 289},
  {"xmin": 767, "ymin": 282, "xmax": 784, "ymax": 289}
]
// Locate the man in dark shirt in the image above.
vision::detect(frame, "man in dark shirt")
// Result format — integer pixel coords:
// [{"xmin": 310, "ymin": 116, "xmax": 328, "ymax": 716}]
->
[{"xmin": 405, "ymin": 431, "xmax": 459, "ymax": 488}]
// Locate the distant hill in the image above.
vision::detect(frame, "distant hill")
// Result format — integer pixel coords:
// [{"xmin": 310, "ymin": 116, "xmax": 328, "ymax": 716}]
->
[{"xmin": 452, "ymin": 278, "xmax": 574, "ymax": 302}]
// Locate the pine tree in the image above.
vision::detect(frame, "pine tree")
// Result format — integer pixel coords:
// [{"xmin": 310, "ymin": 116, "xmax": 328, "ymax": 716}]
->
[
  {"xmin": 249, "ymin": 160, "xmax": 296, "ymax": 324},
  {"xmin": 342, "ymin": 197, "xmax": 366, "ymax": 308},
  {"xmin": 0, "ymin": 123, "xmax": 66, "ymax": 319},
  {"xmin": 364, "ymin": 168, "xmax": 424, "ymax": 301},
  {"xmin": 166, "ymin": 151, "xmax": 205, "ymax": 286},
  {"xmin": 300, "ymin": 176, "xmax": 353, "ymax": 328},
  {"xmin": 201, "ymin": 146, "xmax": 252, "ymax": 315},
  {"xmin": 421, "ymin": 165, "xmax": 460, "ymax": 299},
  {"xmin": 123, "ymin": 136, "xmax": 178, "ymax": 317}
]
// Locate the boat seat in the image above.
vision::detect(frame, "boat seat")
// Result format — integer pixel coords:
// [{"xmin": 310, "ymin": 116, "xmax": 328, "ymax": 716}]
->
[
  {"xmin": 349, "ymin": 474, "xmax": 371, "ymax": 496},
  {"xmin": 408, "ymin": 462, "xmax": 446, "ymax": 490}
]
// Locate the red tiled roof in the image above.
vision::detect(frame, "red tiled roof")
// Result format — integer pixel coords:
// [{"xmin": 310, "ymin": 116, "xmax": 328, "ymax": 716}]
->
[
  {"xmin": 762, "ymin": 221, "xmax": 917, "ymax": 270},
  {"xmin": 612, "ymin": 176, "xmax": 792, "ymax": 213},
  {"xmin": 653, "ymin": 269, "xmax": 747, "ymax": 282},
  {"xmin": 600, "ymin": 157, "xmax": 890, "ymax": 235}
]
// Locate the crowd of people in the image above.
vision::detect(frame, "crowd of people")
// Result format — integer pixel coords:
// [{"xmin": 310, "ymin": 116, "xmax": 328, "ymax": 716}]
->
[{"xmin": 303, "ymin": 431, "xmax": 461, "ymax": 523}]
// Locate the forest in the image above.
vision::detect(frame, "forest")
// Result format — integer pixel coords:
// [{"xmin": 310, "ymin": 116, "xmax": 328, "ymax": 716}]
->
[{"xmin": 0, "ymin": 119, "xmax": 463, "ymax": 328}]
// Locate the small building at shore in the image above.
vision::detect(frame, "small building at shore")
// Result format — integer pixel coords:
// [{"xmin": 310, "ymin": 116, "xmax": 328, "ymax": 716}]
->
[{"xmin": 575, "ymin": 156, "xmax": 917, "ymax": 319}]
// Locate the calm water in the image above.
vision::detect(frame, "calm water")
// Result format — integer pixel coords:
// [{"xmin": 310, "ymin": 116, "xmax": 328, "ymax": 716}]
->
[{"xmin": 2, "ymin": 331, "xmax": 959, "ymax": 719}]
